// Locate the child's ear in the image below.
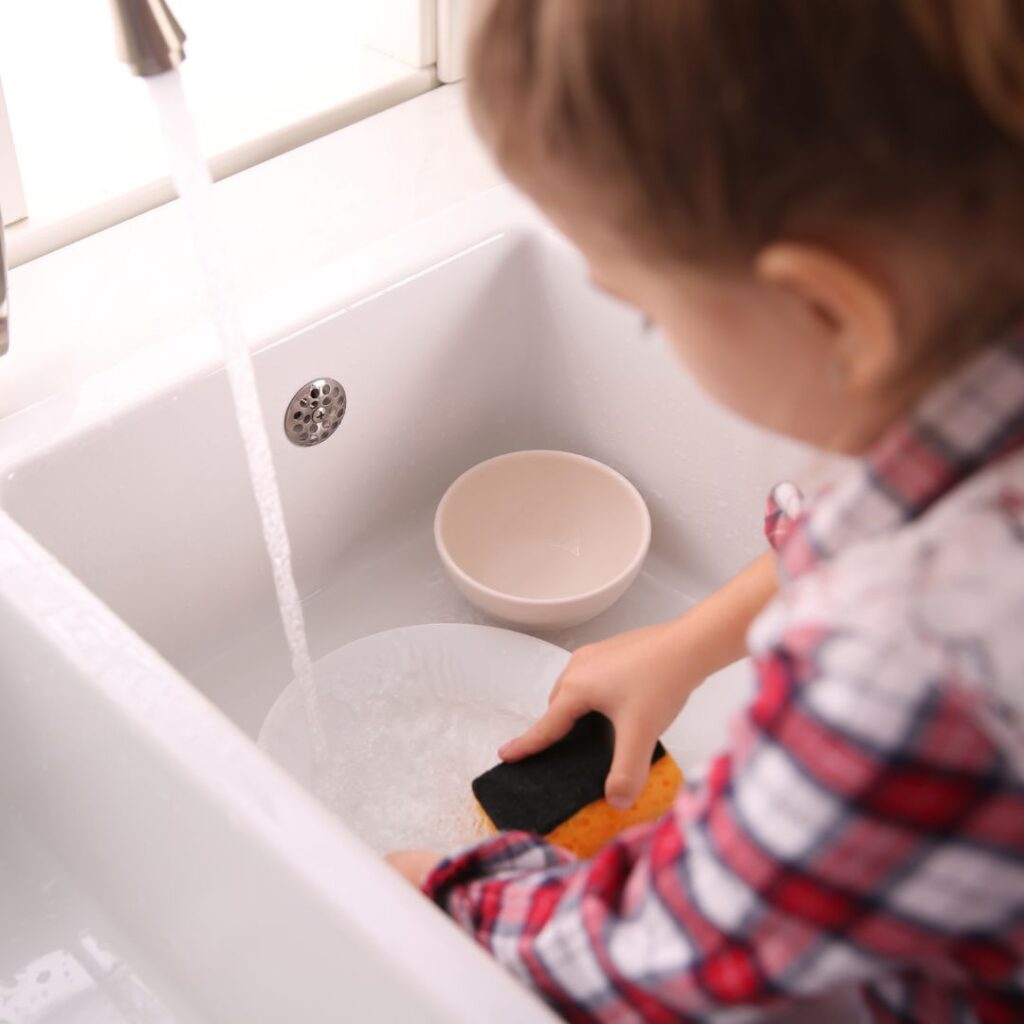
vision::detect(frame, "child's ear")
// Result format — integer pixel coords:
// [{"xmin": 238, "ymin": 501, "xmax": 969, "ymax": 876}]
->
[{"xmin": 754, "ymin": 241, "xmax": 900, "ymax": 394}]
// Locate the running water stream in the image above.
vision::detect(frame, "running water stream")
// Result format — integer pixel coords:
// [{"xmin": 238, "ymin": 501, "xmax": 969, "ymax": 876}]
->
[{"xmin": 145, "ymin": 70, "xmax": 328, "ymax": 764}]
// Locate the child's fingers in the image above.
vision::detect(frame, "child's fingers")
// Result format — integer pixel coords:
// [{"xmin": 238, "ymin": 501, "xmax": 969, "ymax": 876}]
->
[
  {"xmin": 384, "ymin": 850, "xmax": 442, "ymax": 887},
  {"xmin": 604, "ymin": 719, "xmax": 656, "ymax": 810},
  {"xmin": 498, "ymin": 697, "xmax": 584, "ymax": 762},
  {"xmin": 547, "ymin": 676, "xmax": 563, "ymax": 705}
]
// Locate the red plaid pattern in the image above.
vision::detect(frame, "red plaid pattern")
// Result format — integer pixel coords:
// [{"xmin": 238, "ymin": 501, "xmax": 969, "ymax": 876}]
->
[{"xmin": 423, "ymin": 326, "xmax": 1024, "ymax": 1022}]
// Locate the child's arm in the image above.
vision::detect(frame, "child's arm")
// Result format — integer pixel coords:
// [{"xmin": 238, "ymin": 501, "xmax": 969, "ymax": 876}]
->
[
  {"xmin": 422, "ymin": 627, "xmax": 1018, "ymax": 1021},
  {"xmin": 499, "ymin": 549, "xmax": 779, "ymax": 809}
]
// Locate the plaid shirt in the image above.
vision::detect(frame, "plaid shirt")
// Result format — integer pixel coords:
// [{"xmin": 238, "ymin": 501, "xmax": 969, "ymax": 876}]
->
[{"xmin": 423, "ymin": 326, "xmax": 1024, "ymax": 1024}]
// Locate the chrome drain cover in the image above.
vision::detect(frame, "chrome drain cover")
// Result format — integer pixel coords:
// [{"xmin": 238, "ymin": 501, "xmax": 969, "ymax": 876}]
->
[{"xmin": 284, "ymin": 378, "xmax": 346, "ymax": 447}]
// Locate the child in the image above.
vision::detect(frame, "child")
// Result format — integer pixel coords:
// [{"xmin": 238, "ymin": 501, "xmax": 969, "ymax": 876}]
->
[{"xmin": 387, "ymin": 1, "xmax": 1024, "ymax": 1020}]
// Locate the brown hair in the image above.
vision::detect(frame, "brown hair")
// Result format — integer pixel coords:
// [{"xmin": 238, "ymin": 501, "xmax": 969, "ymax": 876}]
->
[{"xmin": 468, "ymin": 0, "xmax": 1024, "ymax": 279}]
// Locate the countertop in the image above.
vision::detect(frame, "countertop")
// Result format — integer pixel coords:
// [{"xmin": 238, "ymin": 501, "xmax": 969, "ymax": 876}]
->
[{"xmin": 1, "ymin": 84, "xmax": 503, "ymax": 421}]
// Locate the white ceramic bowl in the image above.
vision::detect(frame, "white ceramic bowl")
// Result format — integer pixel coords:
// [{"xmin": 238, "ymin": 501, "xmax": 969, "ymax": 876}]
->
[{"xmin": 435, "ymin": 450, "xmax": 651, "ymax": 630}]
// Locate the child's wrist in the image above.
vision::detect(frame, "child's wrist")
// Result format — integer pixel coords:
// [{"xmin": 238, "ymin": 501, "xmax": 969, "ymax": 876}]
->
[{"xmin": 659, "ymin": 607, "xmax": 738, "ymax": 691}]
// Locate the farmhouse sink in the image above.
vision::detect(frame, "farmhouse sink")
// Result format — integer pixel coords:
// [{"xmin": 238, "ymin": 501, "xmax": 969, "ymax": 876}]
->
[{"xmin": 0, "ymin": 187, "xmax": 810, "ymax": 1022}]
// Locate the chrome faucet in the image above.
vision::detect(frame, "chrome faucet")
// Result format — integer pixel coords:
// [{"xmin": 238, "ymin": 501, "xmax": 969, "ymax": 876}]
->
[
  {"xmin": 109, "ymin": 0, "xmax": 186, "ymax": 77},
  {"xmin": 0, "ymin": 207, "xmax": 8, "ymax": 357},
  {"xmin": 0, "ymin": 1, "xmax": 185, "ymax": 358}
]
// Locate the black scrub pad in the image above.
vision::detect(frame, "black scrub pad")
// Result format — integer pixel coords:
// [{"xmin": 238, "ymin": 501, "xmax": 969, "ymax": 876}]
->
[{"xmin": 472, "ymin": 711, "xmax": 667, "ymax": 836}]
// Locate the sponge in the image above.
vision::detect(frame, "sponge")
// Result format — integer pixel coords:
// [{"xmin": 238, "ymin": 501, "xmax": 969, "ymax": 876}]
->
[{"xmin": 472, "ymin": 711, "xmax": 683, "ymax": 859}]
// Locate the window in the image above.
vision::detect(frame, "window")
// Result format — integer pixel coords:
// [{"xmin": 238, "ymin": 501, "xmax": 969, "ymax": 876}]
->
[{"xmin": 0, "ymin": 0, "xmax": 468, "ymax": 266}]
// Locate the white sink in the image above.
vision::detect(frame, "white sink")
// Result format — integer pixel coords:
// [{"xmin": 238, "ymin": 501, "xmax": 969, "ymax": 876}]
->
[{"xmin": 0, "ymin": 187, "xmax": 811, "ymax": 1023}]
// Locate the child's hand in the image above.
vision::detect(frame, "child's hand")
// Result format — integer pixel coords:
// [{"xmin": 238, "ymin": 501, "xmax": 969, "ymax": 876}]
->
[
  {"xmin": 385, "ymin": 849, "xmax": 442, "ymax": 887},
  {"xmin": 498, "ymin": 622, "xmax": 703, "ymax": 810},
  {"xmin": 498, "ymin": 552, "xmax": 778, "ymax": 809}
]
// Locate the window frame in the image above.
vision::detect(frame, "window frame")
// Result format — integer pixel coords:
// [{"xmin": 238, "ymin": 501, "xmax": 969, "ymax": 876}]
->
[{"xmin": 0, "ymin": 0, "xmax": 472, "ymax": 266}]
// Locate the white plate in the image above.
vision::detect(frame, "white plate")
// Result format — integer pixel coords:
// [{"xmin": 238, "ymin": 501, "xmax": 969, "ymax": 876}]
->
[{"xmin": 258, "ymin": 623, "xmax": 569, "ymax": 853}]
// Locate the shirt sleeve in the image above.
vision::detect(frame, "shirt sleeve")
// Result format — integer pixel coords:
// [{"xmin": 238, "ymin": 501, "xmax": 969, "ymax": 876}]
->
[
  {"xmin": 422, "ymin": 630, "xmax": 1022, "ymax": 1022},
  {"xmin": 763, "ymin": 481, "xmax": 805, "ymax": 552}
]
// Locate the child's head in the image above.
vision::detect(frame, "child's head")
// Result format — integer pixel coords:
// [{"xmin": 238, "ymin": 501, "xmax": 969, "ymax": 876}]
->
[{"xmin": 467, "ymin": 0, "xmax": 1024, "ymax": 451}]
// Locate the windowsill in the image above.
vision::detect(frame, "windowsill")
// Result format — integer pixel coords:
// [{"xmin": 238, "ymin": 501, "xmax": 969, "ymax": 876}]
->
[{"xmin": 0, "ymin": 1, "xmax": 436, "ymax": 267}]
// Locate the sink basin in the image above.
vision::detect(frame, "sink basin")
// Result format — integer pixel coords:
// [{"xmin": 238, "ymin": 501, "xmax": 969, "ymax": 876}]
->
[{"xmin": 0, "ymin": 186, "xmax": 811, "ymax": 1022}]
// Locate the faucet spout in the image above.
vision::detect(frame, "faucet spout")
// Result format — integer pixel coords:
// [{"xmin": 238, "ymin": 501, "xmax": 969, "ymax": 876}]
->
[
  {"xmin": 109, "ymin": 0, "xmax": 186, "ymax": 77},
  {"xmin": 0, "ymin": 201, "xmax": 7, "ymax": 357}
]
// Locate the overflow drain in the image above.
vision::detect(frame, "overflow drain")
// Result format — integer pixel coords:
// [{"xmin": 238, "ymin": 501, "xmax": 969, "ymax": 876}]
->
[{"xmin": 284, "ymin": 378, "xmax": 346, "ymax": 447}]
